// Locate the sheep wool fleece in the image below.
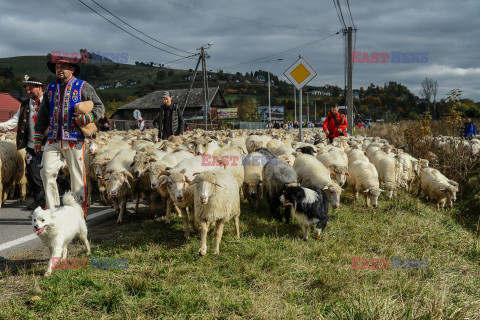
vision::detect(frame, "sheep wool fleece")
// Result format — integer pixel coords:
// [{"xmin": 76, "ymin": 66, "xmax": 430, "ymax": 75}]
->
[{"xmin": 41, "ymin": 141, "xmax": 86, "ymax": 215}]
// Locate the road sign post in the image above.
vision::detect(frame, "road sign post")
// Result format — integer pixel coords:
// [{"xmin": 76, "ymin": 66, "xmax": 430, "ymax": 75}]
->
[{"xmin": 284, "ymin": 57, "xmax": 317, "ymax": 141}]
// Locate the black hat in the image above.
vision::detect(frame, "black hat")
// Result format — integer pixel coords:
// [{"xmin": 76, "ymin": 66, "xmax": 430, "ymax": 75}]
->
[
  {"xmin": 46, "ymin": 53, "xmax": 80, "ymax": 77},
  {"xmin": 23, "ymin": 75, "xmax": 43, "ymax": 87}
]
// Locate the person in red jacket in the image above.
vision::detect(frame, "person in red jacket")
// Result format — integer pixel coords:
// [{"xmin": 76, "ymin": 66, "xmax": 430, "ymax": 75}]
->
[{"xmin": 322, "ymin": 104, "xmax": 348, "ymax": 143}]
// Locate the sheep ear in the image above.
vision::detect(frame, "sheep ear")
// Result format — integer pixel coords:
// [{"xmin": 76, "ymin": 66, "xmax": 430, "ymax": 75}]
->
[
  {"xmin": 190, "ymin": 176, "xmax": 199, "ymax": 185},
  {"xmin": 180, "ymin": 168, "xmax": 187, "ymax": 174},
  {"xmin": 363, "ymin": 189, "xmax": 370, "ymax": 193},
  {"xmin": 185, "ymin": 178, "xmax": 191, "ymax": 184},
  {"xmin": 192, "ymin": 172, "xmax": 201, "ymax": 176}
]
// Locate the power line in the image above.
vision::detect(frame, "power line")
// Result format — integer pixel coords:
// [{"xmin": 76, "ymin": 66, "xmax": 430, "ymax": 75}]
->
[
  {"xmin": 218, "ymin": 31, "xmax": 340, "ymax": 70},
  {"xmin": 332, "ymin": 0, "xmax": 346, "ymax": 29},
  {"xmin": 76, "ymin": 0, "xmax": 191, "ymax": 59},
  {"xmin": 336, "ymin": 0, "xmax": 348, "ymax": 29},
  {"xmin": 90, "ymin": 0, "xmax": 195, "ymax": 55},
  {"xmin": 163, "ymin": 0, "xmax": 333, "ymax": 33},
  {"xmin": 345, "ymin": 0, "xmax": 356, "ymax": 29}
]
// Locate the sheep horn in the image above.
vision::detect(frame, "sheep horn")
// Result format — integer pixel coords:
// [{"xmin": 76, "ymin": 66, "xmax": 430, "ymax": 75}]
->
[{"xmin": 123, "ymin": 170, "xmax": 135, "ymax": 180}]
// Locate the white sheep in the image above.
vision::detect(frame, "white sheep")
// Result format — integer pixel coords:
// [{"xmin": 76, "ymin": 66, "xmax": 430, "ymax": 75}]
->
[
  {"xmin": 376, "ymin": 156, "xmax": 401, "ymax": 200},
  {"xmin": 158, "ymin": 169, "xmax": 196, "ymax": 239},
  {"xmin": 316, "ymin": 150, "xmax": 349, "ymax": 186},
  {"xmin": 418, "ymin": 168, "xmax": 458, "ymax": 210},
  {"xmin": 190, "ymin": 168, "xmax": 240, "ymax": 256},
  {"xmin": 293, "ymin": 154, "xmax": 342, "ymax": 209},
  {"xmin": 242, "ymin": 151, "xmax": 269, "ymax": 205},
  {"xmin": 347, "ymin": 148, "xmax": 369, "ymax": 165},
  {"xmin": 348, "ymin": 160, "xmax": 384, "ymax": 208}
]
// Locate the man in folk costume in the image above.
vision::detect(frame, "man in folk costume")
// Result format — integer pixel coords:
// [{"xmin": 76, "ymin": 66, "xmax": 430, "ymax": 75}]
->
[
  {"xmin": 322, "ymin": 104, "xmax": 348, "ymax": 144},
  {"xmin": 34, "ymin": 53, "xmax": 104, "ymax": 217},
  {"xmin": 0, "ymin": 76, "xmax": 46, "ymax": 210}
]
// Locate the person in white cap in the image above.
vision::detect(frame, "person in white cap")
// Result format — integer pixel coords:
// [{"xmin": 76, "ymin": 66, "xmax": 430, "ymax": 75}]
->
[
  {"xmin": 0, "ymin": 75, "xmax": 46, "ymax": 210},
  {"xmin": 137, "ymin": 116, "xmax": 145, "ymax": 132}
]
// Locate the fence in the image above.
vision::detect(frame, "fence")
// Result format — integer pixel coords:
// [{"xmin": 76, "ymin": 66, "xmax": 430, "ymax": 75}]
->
[
  {"xmin": 186, "ymin": 122, "xmax": 219, "ymax": 131},
  {"xmin": 239, "ymin": 122, "xmax": 267, "ymax": 130},
  {"xmin": 108, "ymin": 119, "xmax": 154, "ymax": 131}
]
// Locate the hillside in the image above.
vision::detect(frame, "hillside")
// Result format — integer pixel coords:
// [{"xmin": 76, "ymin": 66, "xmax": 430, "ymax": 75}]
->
[{"xmin": 2, "ymin": 55, "xmax": 479, "ymax": 122}]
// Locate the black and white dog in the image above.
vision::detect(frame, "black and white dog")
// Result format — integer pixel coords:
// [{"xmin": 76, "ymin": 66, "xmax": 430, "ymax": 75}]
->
[{"xmin": 280, "ymin": 183, "xmax": 329, "ymax": 240}]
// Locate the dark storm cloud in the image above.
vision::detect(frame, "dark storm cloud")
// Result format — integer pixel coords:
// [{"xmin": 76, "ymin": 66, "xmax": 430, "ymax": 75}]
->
[{"xmin": 1, "ymin": 0, "xmax": 478, "ymax": 100}]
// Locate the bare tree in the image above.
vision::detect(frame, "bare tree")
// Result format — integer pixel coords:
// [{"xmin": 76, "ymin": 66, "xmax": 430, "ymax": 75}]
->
[
  {"xmin": 432, "ymin": 80, "xmax": 438, "ymax": 118},
  {"xmin": 421, "ymin": 78, "xmax": 434, "ymax": 113}
]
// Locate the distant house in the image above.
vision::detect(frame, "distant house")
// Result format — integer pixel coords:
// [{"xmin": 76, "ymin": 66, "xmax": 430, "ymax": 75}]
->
[
  {"xmin": 256, "ymin": 75, "xmax": 266, "ymax": 83},
  {"xmin": 126, "ymin": 79, "xmax": 136, "ymax": 86},
  {"xmin": 110, "ymin": 87, "xmax": 229, "ymax": 129},
  {"xmin": 0, "ymin": 93, "xmax": 20, "ymax": 123},
  {"xmin": 113, "ymin": 81, "xmax": 123, "ymax": 88},
  {"xmin": 98, "ymin": 83, "xmax": 109, "ymax": 90}
]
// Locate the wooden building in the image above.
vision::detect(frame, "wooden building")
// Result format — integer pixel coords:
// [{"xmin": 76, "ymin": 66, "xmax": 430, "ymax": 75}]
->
[{"xmin": 111, "ymin": 87, "xmax": 229, "ymax": 122}]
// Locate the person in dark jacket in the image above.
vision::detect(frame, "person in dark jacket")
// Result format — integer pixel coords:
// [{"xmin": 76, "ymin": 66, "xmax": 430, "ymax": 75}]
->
[
  {"xmin": 461, "ymin": 118, "xmax": 477, "ymax": 139},
  {"xmin": 0, "ymin": 76, "xmax": 46, "ymax": 210},
  {"xmin": 98, "ymin": 115, "xmax": 110, "ymax": 131},
  {"xmin": 153, "ymin": 91, "xmax": 184, "ymax": 140}
]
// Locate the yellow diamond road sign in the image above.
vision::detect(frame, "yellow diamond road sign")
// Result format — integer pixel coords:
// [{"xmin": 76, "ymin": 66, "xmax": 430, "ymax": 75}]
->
[{"xmin": 284, "ymin": 57, "xmax": 317, "ymax": 90}]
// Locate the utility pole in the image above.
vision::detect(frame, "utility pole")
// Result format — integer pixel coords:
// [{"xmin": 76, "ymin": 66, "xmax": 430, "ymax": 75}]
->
[
  {"xmin": 346, "ymin": 27, "xmax": 354, "ymax": 135},
  {"xmin": 306, "ymin": 92, "xmax": 310, "ymax": 123},
  {"xmin": 266, "ymin": 58, "xmax": 283, "ymax": 122},
  {"xmin": 198, "ymin": 43, "xmax": 212, "ymax": 131},
  {"xmin": 294, "ymin": 87, "xmax": 297, "ymax": 123},
  {"xmin": 299, "ymin": 89, "xmax": 303, "ymax": 140}
]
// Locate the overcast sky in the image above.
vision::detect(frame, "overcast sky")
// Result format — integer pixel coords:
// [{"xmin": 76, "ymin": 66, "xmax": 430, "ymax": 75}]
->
[{"xmin": 1, "ymin": 0, "xmax": 479, "ymax": 100}]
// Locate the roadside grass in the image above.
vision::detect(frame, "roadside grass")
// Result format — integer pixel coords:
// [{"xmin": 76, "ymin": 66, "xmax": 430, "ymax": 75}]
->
[{"xmin": 1, "ymin": 188, "xmax": 479, "ymax": 319}]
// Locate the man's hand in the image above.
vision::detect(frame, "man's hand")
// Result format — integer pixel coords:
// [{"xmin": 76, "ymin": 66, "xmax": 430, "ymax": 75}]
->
[
  {"xmin": 34, "ymin": 144, "xmax": 42, "ymax": 153},
  {"xmin": 337, "ymin": 129, "xmax": 343, "ymax": 134},
  {"xmin": 325, "ymin": 130, "xmax": 330, "ymax": 135},
  {"xmin": 73, "ymin": 113, "xmax": 83, "ymax": 126}
]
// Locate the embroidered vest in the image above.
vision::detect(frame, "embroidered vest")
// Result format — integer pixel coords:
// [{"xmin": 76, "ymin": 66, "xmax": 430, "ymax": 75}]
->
[{"xmin": 46, "ymin": 77, "xmax": 86, "ymax": 141}]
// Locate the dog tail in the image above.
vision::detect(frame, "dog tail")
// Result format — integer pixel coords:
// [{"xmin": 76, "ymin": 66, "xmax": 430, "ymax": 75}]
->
[{"xmin": 63, "ymin": 191, "xmax": 82, "ymax": 211}]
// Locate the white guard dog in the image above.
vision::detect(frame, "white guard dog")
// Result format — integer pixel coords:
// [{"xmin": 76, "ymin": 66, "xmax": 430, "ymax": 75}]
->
[{"xmin": 32, "ymin": 191, "xmax": 91, "ymax": 276}]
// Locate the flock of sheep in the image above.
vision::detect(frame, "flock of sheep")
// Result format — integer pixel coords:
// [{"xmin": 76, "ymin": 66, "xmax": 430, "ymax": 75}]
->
[{"xmin": 0, "ymin": 127, "xmax": 470, "ymax": 255}]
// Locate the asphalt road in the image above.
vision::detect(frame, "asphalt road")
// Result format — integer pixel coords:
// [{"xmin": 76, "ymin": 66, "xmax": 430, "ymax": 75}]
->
[{"xmin": 0, "ymin": 196, "xmax": 118, "ymax": 259}]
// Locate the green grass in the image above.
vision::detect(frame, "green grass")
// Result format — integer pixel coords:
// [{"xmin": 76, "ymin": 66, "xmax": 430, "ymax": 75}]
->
[{"xmin": 1, "ymin": 189, "xmax": 479, "ymax": 319}]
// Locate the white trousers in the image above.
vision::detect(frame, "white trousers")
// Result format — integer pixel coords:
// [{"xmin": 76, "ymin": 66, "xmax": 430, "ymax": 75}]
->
[{"xmin": 41, "ymin": 140, "xmax": 86, "ymax": 213}]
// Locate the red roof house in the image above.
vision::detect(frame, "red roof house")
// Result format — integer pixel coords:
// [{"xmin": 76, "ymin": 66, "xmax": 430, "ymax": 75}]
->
[{"xmin": 0, "ymin": 93, "xmax": 20, "ymax": 123}]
